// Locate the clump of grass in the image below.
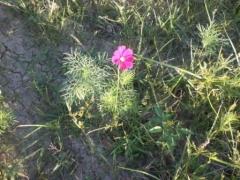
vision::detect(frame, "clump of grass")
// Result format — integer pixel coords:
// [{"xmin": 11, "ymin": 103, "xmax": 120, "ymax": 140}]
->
[
  {"xmin": 197, "ymin": 21, "xmax": 223, "ymax": 55},
  {"xmin": 0, "ymin": 94, "xmax": 24, "ymax": 179},
  {"xmin": 0, "ymin": 93, "xmax": 14, "ymax": 135},
  {"xmin": 6, "ymin": 0, "xmax": 87, "ymax": 42},
  {"xmin": 158, "ymin": 48, "xmax": 240, "ymax": 178},
  {"xmin": 0, "ymin": 143, "xmax": 26, "ymax": 179}
]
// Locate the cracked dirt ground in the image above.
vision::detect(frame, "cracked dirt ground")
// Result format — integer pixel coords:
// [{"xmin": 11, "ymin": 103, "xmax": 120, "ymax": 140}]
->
[
  {"xmin": 0, "ymin": 5, "xmax": 132, "ymax": 180},
  {"xmin": 0, "ymin": 5, "xmax": 67, "ymax": 178},
  {"xmin": 0, "ymin": 8, "xmax": 40, "ymax": 125}
]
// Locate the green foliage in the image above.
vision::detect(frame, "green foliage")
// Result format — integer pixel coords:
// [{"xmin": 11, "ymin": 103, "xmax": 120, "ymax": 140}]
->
[
  {"xmin": 14, "ymin": 0, "xmax": 85, "ymax": 27},
  {"xmin": 160, "ymin": 48, "xmax": 240, "ymax": 179},
  {"xmin": 100, "ymin": 71, "xmax": 137, "ymax": 119},
  {"xmin": 62, "ymin": 51, "xmax": 137, "ymax": 128},
  {"xmin": 0, "ymin": 94, "xmax": 14, "ymax": 135},
  {"xmin": 197, "ymin": 21, "xmax": 223, "ymax": 55},
  {"xmin": 0, "ymin": 100, "xmax": 21, "ymax": 180},
  {"xmin": 62, "ymin": 50, "xmax": 109, "ymax": 111},
  {"xmin": 147, "ymin": 106, "xmax": 191, "ymax": 152},
  {"xmin": 112, "ymin": 106, "xmax": 191, "ymax": 160},
  {"xmin": 156, "ymin": 0, "xmax": 183, "ymax": 36},
  {"xmin": 0, "ymin": 143, "xmax": 25, "ymax": 180},
  {"xmin": 100, "ymin": 85, "xmax": 136, "ymax": 117},
  {"xmin": 119, "ymin": 71, "xmax": 135, "ymax": 86}
]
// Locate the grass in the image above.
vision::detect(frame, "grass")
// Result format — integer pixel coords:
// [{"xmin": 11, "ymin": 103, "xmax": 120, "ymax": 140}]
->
[
  {"xmin": 1, "ymin": 0, "xmax": 240, "ymax": 179},
  {"xmin": 0, "ymin": 94, "xmax": 25, "ymax": 179},
  {"xmin": 0, "ymin": 138, "xmax": 26, "ymax": 179},
  {"xmin": 0, "ymin": 93, "xmax": 14, "ymax": 135}
]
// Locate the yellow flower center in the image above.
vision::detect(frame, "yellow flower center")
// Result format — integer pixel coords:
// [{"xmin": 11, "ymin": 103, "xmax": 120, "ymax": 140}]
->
[{"xmin": 120, "ymin": 56, "xmax": 125, "ymax": 62}]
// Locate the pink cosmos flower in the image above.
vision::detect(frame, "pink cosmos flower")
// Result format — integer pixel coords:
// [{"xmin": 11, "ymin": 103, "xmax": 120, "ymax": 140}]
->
[{"xmin": 112, "ymin": 45, "xmax": 134, "ymax": 71}]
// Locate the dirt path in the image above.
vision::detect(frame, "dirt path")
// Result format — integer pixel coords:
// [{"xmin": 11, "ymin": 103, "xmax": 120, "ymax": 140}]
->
[
  {"xmin": 0, "ymin": 6, "xmax": 40, "ymax": 125},
  {"xmin": 0, "ymin": 5, "xmax": 61, "ymax": 178}
]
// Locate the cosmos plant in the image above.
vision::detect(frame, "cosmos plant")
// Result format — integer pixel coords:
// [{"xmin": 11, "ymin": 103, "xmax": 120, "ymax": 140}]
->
[{"xmin": 63, "ymin": 47, "xmax": 137, "ymax": 129}]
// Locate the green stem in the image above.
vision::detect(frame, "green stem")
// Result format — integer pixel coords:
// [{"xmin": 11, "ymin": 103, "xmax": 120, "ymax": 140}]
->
[
  {"xmin": 114, "ymin": 68, "xmax": 120, "ymax": 123},
  {"xmin": 138, "ymin": 56, "xmax": 203, "ymax": 80}
]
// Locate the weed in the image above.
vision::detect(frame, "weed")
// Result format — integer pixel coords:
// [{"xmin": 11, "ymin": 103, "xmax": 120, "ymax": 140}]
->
[
  {"xmin": 0, "ymin": 94, "xmax": 24, "ymax": 179},
  {"xmin": 0, "ymin": 92, "xmax": 14, "ymax": 135}
]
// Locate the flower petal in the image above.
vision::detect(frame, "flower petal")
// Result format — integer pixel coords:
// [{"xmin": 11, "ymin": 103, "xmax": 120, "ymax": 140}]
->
[
  {"xmin": 113, "ymin": 50, "xmax": 121, "ymax": 57},
  {"xmin": 112, "ymin": 45, "xmax": 135, "ymax": 70},
  {"xmin": 117, "ymin": 46, "xmax": 127, "ymax": 56},
  {"xmin": 112, "ymin": 55, "xmax": 120, "ymax": 65},
  {"xmin": 123, "ymin": 60, "xmax": 134, "ymax": 69},
  {"xmin": 117, "ymin": 45, "xmax": 127, "ymax": 52},
  {"xmin": 122, "ymin": 48, "xmax": 133, "ymax": 57},
  {"xmin": 112, "ymin": 46, "xmax": 127, "ymax": 62},
  {"xmin": 125, "ymin": 55, "xmax": 134, "ymax": 63},
  {"xmin": 119, "ymin": 62, "xmax": 127, "ymax": 71}
]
